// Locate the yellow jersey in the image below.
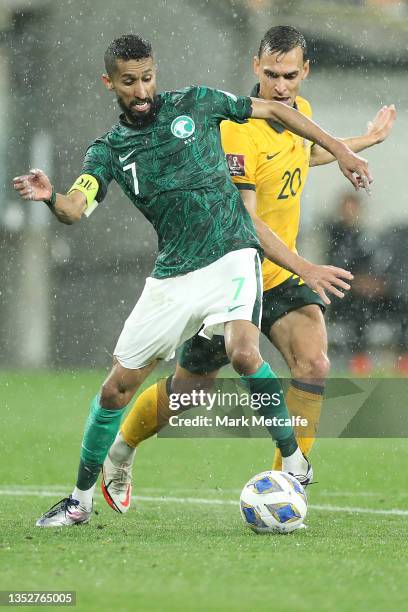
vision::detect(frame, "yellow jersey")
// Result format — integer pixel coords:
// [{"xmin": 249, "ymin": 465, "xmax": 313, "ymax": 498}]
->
[{"xmin": 221, "ymin": 95, "xmax": 312, "ymax": 291}]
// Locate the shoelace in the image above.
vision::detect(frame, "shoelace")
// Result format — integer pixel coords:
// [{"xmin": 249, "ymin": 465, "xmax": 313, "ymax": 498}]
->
[
  {"xmin": 289, "ymin": 473, "xmax": 318, "ymax": 488},
  {"xmin": 42, "ymin": 497, "xmax": 79, "ymax": 518}
]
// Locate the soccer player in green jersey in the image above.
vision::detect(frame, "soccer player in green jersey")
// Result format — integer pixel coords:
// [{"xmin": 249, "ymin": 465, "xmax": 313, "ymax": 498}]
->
[{"xmin": 13, "ymin": 34, "xmax": 371, "ymax": 527}]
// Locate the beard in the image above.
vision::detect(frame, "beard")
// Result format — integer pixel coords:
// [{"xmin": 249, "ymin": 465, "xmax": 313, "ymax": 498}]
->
[{"xmin": 117, "ymin": 95, "xmax": 161, "ymax": 128}]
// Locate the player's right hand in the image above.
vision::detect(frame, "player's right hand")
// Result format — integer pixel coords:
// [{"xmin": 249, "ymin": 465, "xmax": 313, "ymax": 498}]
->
[
  {"xmin": 366, "ymin": 104, "xmax": 396, "ymax": 144},
  {"xmin": 12, "ymin": 168, "xmax": 53, "ymax": 201},
  {"xmin": 300, "ymin": 263, "xmax": 354, "ymax": 305},
  {"xmin": 335, "ymin": 145, "xmax": 373, "ymax": 194}
]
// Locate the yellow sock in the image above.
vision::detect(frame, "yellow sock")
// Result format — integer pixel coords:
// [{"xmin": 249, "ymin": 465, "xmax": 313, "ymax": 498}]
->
[
  {"xmin": 272, "ymin": 380, "xmax": 323, "ymax": 470},
  {"xmin": 121, "ymin": 378, "xmax": 171, "ymax": 447}
]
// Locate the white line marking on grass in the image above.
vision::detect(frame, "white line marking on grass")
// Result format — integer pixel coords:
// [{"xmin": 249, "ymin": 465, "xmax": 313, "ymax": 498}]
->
[
  {"xmin": 1, "ymin": 486, "xmax": 408, "ymax": 517},
  {"xmin": 0, "ymin": 485, "xmax": 385, "ymax": 497},
  {"xmin": 309, "ymin": 504, "xmax": 408, "ymax": 517}
]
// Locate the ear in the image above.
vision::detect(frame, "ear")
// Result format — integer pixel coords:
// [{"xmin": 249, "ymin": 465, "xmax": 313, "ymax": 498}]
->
[
  {"xmin": 253, "ymin": 55, "xmax": 260, "ymax": 78},
  {"xmin": 302, "ymin": 60, "xmax": 310, "ymax": 81},
  {"xmin": 101, "ymin": 73, "xmax": 114, "ymax": 91}
]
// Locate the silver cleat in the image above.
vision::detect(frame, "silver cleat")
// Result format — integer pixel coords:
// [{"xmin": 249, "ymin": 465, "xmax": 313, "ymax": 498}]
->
[{"xmin": 36, "ymin": 496, "xmax": 92, "ymax": 527}]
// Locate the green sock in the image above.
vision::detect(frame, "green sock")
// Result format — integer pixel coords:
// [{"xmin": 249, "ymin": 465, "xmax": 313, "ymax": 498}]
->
[
  {"xmin": 241, "ymin": 361, "xmax": 298, "ymax": 457},
  {"xmin": 76, "ymin": 394, "xmax": 126, "ymax": 490}
]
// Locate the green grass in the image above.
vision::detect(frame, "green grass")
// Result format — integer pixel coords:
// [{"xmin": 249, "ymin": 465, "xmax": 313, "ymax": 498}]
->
[{"xmin": 1, "ymin": 371, "xmax": 408, "ymax": 611}]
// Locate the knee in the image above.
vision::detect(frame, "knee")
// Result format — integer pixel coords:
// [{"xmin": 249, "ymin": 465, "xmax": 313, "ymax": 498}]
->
[
  {"xmin": 100, "ymin": 382, "xmax": 130, "ymax": 410},
  {"xmin": 227, "ymin": 345, "xmax": 262, "ymax": 376},
  {"xmin": 293, "ymin": 353, "xmax": 330, "ymax": 381}
]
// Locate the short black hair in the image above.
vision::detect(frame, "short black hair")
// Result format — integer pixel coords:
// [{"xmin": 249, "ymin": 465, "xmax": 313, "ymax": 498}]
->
[
  {"xmin": 104, "ymin": 34, "xmax": 153, "ymax": 76},
  {"xmin": 258, "ymin": 25, "xmax": 307, "ymax": 60}
]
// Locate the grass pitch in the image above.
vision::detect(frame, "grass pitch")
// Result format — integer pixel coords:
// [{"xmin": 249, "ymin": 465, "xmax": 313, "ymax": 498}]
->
[{"xmin": 1, "ymin": 371, "xmax": 408, "ymax": 611}]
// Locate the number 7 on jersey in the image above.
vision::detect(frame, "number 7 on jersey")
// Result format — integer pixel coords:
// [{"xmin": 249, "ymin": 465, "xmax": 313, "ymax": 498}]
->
[{"xmin": 123, "ymin": 161, "xmax": 139, "ymax": 195}]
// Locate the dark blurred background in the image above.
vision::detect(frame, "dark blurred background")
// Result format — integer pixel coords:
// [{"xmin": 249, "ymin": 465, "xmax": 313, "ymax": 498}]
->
[{"xmin": 0, "ymin": 0, "xmax": 407, "ymax": 373}]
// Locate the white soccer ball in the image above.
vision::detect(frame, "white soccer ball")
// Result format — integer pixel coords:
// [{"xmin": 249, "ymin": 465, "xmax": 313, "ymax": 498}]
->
[{"xmin": 240, "ymin": 470, "xmax": 308, "ymax": 534}]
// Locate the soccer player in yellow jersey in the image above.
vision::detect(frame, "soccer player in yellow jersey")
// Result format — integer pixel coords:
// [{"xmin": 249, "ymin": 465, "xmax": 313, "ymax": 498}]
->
[{"xmin": 101, "ymin": 26, "xmax": 395, "ymax": 513}]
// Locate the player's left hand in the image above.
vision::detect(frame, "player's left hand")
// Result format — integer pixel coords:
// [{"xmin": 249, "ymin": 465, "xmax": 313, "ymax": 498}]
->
[
  {"xmin": 366, "ymin": 104, "xmax": 396, "ymax": 144},
  {"xmin": 300, "ymin": 263, "xmax": 354, "ymax": 305},
  {"xmin": 335, "ymin": 145, "xmax": 373, "ymax": 195}
]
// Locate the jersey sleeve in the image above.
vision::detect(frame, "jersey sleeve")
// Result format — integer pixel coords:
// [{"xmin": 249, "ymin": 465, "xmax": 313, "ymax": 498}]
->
[
  {"xmin": 220, "ymin": 120, "xmax": 258, "ymax": 191},
  {"xmin": 196, "ymin": 86, "xmax": 252, "ymax": 124},
  {"xmin": 297, "ymin": 97, "xmax": 312, "ymax": 120},
  {"xmin": 81, "ymin": 139, "xmax": 113, "ymax": 202}
]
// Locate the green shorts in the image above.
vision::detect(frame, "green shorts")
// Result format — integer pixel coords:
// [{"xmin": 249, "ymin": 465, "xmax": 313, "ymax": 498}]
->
[{"xmin": 177, "ymin": 275, "xmax": 326, "ymax": 375}]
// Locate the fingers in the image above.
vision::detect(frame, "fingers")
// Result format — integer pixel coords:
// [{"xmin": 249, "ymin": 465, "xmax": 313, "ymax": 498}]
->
[
  {"xmin": 16, "ymin": 186, "xmax": 34, "ymax": 199},
  {"xmin": 316, "ymin": 281, "xmax": 345, "ymax": 302},
  {"xmin": 357, "ymin": 159, "xmax": 373, "ymax": 183},
  {"xmin": 324, "ymin": 270, "xmax": 352, "ymax": 292},
  {"xmin": 327, "ymin": 266, "xmax": 354, "ymax": 280},
  {"xmin": 314, "ymin": 273, "xmax": 352, "ymax": 302},
  {"xmin": 380, "ymin": 104, "xmax": 396, "ymax": 121},
  {"xmin": 13, "ymin": 169, "xmax": 45, "ymax": 186},
  {"xmin": 373, "ymin": 105, "xmax": 393, "ymax": 125},
  {"xmin": 326, "ymin": 285, "xmax": 345, "ymax": 299},
  {"xmin": 319, "ymin": 279, "xmax": 348, "ymax": 297},
  {"xmin": 360, "ymin": 174, "xmax": 372, "ymax": 195},
  {"xmin": 368, "ymin": 105, "xmax": 396, "ymax": 140},
  {"xmin": 329, "ymin": 277, "xmax": 351, "ymax": 291},
  {"xmin": 316, "ymin": 286, "xmax": 330, "ymax": 306},
  {"xmin": 384, "ymin": 104, "xmax": 397, "ymax": 129},
  {"xmin": 344, "ymin": 169, "xmax": 360, "ymax": 191},
  {"xmin": 13, "ymin": 174, "xmax": 31, "ymax": 185},
  {"xmin": 15, "ymin": 189, "xmax": 34, "ymax": 200},
  {"xmin": 353, "ymin": 158, "xmax": 373, "ymax": 195},
  {"xmin": 13, "ymin": 178, "xmax": 34, "ymax": 198},
  {"xmin": 12, "ymin": 170, "xmax": 49, "ymax": 201}
]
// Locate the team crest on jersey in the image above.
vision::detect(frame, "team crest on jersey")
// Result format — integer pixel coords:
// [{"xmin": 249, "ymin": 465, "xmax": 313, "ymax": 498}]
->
[
  {"xmin": 171, "ymin": 115, "xmax": 196, "ymax": 139},
  {"xmin": 226, "ymin": 153, "xmax": 245, "ymax": 177}
]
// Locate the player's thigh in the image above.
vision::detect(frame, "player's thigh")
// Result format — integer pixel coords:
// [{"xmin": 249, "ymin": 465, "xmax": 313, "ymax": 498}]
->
[
  {"xmin": 114, "ymin": 276, "xmax": 201, "ymax": 370},
  {"xmin": 200, "ymin": 248, "xmax": 263, "ymax": 339},
  {"xmin": 269, "ymin": 305, "xmax": 328, "ymax": 373}
]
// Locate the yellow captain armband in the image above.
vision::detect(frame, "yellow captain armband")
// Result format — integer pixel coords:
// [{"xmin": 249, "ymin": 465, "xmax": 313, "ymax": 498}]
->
[{"xmin": 67, "ymin": 174, "xmax": 100, "ymax": 217}]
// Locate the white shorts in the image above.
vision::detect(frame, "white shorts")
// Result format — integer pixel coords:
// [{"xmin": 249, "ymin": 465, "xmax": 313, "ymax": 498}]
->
[{"xmin": 114, "ymin": 248, "xmax": 263, "ymax": 369}]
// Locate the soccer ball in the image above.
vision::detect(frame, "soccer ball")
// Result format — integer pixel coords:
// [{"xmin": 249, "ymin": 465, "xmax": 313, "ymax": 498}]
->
[{"xmin": 240, "ymin": 470, "xmax": 307, "ymax": 534}]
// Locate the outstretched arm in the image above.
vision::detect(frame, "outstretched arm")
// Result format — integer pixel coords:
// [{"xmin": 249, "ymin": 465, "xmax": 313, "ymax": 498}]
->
[
  {"xmin": 250, "ymin": 97, "xmax": 372, "ymax": 193},
  {"xmin": 309, "ymin": 105, "xmax": 396, "ymax": 167},
  {"xmin": 13, "ymin": 169, "xmax": 87, "ymax": 224},
  {"xmin": 240, "ymin": 189, "xmax": 353, "ymax": 305}
]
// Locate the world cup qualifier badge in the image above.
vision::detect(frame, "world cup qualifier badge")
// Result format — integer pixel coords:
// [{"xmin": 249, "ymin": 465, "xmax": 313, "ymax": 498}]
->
[{"xmin": 226, "ymin": 153, "xmax": 245, "ymax": 177}]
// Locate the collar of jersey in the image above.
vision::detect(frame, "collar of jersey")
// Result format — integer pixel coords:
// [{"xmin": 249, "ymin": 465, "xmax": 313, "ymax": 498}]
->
[{"xmin": 250, "ymin": 84, "xmax": 298, "ymax": 133}]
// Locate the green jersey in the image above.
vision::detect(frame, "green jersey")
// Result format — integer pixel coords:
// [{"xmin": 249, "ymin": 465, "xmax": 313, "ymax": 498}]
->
[{"xmin": 82, "ymin": 86, "xmax": 261, "ymax": 278}]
